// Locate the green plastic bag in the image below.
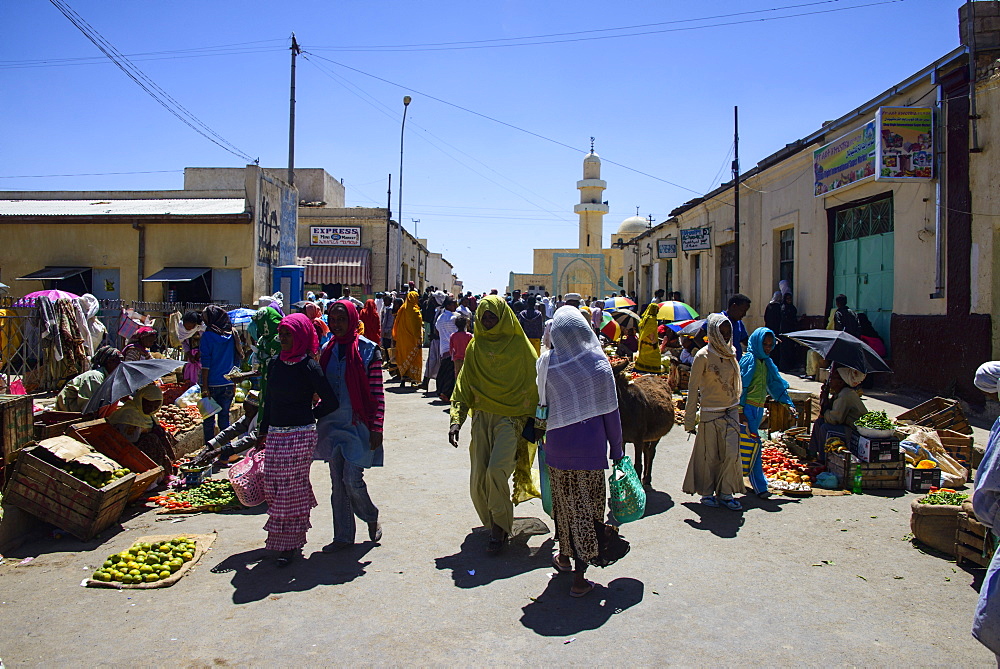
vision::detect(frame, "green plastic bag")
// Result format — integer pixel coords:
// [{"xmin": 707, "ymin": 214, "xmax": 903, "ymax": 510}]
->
[{"xmin": 608, "ymin": 455, "xmax": 646, "ymax": 524}]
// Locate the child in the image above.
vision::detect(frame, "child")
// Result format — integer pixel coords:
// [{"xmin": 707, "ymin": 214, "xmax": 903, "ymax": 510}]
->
[
  {"xmin": 450, "ymin": 315, "xmax": 473, "ymax": 377},
  {"xmin": 679, "ymin": 337, "xmax": 697, "ymax": 365}
]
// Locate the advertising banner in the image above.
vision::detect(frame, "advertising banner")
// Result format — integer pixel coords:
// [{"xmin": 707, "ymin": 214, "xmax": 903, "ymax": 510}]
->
[
  {"xmin": 875, "ymin": 107, "xmax": 933, "ymax": 181},
  {"xmin": 310, "ymin": 226, "xmax": 361, "ymax": 246},
  {"xmin": 656, "ymin": 237, "xmax": 678, "ymax": 258},
  {"xmin": 813, "ymin": 121, "xmax": 876, "ymax": 197},
  {"xmin": 680, "ymin": 228, "xmax": 711, "ymax": 252}
]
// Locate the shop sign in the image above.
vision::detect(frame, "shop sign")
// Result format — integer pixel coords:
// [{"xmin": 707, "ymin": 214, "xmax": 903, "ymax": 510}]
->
[
  {"xmin": 813, "ymin": 121, "xmax": 876, "ymax": 197},
  {"xmin": 875, "ymin": 107, "xmax": 934, "ymax": 181},
  {"xmin": 680, "ymin": 228, "xmax": 711, "ymax": 252},
  {"xmin": 310, "ymin": 226, "xmax": 361, "ymax": 246},
  {"xmin": 656, "ymin": 237, "xmax": 678, "ymax": 258}
]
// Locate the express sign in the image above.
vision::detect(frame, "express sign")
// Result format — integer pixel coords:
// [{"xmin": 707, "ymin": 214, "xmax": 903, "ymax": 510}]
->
[{"xmin": 310, "ymin": 226, "xmax": 361, "ymax": 246}]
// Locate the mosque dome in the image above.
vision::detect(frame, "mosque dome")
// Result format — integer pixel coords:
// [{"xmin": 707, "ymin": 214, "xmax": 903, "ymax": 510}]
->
[
  {"xmin": 584, "ymin": 152, "xmax": 601, "ymax": 163},
  {"xmin": 617, "ymin": 215, "xmax": 648, "ymax": 235}
]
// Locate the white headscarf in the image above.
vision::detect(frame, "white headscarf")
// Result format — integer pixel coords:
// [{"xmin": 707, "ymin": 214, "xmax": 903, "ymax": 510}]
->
[
  {"xmin": 779, "ymin": 280, "xmax": 791, "ymax": 296},
  {"xmin": 770, "ymin": 291, "xmax": 782, "ymax": 304},
  {"xmin": 537, "ymin": 306, "xmax": 618, "ymax": 431},
  {"xmin": 975, "ymin": 361, "xmax": 1000, "ymax": 393},
  {"xmin": 837, "ymin": 366, "xmax": 867, "ymax": 388},
  {"xmin": 78, "ymin": 293, "xmax": 107, "ymax": 353},
  {"xmin": 707, "ymin": 312, "xmax": 736, "ymax": 360}
]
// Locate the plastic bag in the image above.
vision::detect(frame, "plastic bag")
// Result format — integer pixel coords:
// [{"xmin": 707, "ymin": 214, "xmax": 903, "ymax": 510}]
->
[
  {"xmin": 897, "ymin": 426, "xmax": 968, "ymax": 487},
  {"xmin": 609, "ymin": 455, "xmax": 647, "ymax": 524},
  {"xmin": 816, "ymin": 472, "xmax": 839, "ymax": 489},
  {"xmin": 174, "ymin": 384, "xmax": 201, "ymax": 407},
  {"xmin": 197, "ymin": 396, "xmax": 222, "ymax": 420}
]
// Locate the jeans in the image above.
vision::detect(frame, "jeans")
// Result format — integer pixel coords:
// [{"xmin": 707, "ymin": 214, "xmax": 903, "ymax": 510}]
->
[
  {"xmin": 203, "ymin": 384, "xmax": 234, "ymax": 443},
  {"xmin": 328, "ymin": 446, "xmax": 379, "ymax": 543}
]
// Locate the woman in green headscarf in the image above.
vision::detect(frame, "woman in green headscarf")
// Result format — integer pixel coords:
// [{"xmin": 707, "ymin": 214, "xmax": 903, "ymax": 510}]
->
[
  {"xmin": 252, "ymin": 306, "xmax": 283, "ymax": 415},
  {"xmin": 448, "ymin": 295, "xmax": 540, "ymax": 553},
  {"xmin": 633, "ymin": 303, "xmax": 663, "ymax": 374}
]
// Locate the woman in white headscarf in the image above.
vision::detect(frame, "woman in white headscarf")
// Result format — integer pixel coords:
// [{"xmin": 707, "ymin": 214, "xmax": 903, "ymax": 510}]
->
[
  {"xmin": 682, "ymin": 313, "xmax": 745, "ymax": 510},
  {"xmin": 539, "ymin": 306, "xmax": 623, "ymax": 597},
  {"xmin": 972, "ymin": 362, "xmax": 1000, "ymax": 660},
  {"xmin": 808, "ymin": 364, "xmax": 868, "ymax": 462}
]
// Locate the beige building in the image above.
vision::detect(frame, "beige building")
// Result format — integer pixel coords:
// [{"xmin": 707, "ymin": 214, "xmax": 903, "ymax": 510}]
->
[
  {"xmin": 509, "ymin": 150, "xmax": 633, "ymax": 298},
  {"xmin": 0, "ymin": 167, "xmax": 458, "ymax": 305},
  {"xmin": 624, "ymin": 3, "xmax": 1000, "ymax": 399}
]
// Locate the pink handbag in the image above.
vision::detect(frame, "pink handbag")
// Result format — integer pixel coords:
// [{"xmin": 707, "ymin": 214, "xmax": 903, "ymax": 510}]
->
[{"xmin": 228, "ymin": 446, "xmax": 266, "ymax": 507}]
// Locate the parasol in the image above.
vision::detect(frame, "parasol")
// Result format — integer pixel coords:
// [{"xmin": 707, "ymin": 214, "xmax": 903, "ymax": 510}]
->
[
  {"xmin": 227, "ymin": 308, "xmax": 256, "ymax": 326},
  {"xmin": 783, "ymin": 329, "xmax": 891, "ymax": 373},
  {"xmin": 656, "ymin": 301, "xmax": 699, "ymax": 321},
  {"xmin": 13, "ymin": 289, "xmax": 79, "ymax": 306},
  {"xmin": 600, "ymin": 312, "xmax": 622, "ymax": 340},
  {"xmin": 604, "ymin": 296, "xmax": 636, "ymax": 309},
  {"xmin": 82, "ymin": 358, "xmax": 185, "ymax": 414}
]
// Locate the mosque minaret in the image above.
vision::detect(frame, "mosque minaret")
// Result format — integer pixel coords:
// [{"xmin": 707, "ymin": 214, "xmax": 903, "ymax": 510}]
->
[{"xmin": 573, "ymin": 141, "xmax": 609, "ymax": 254}]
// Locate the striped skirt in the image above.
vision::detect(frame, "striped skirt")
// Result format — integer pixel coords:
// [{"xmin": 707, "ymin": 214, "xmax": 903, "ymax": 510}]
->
[{"xmin": 263, "ymin": 424, "xmax": 318, "ymax": 551}]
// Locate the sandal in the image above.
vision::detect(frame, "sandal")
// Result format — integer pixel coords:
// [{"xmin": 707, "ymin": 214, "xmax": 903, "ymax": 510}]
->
[
  {"xmin": 720, "ymin": 497, "xmax": 743, "ymax": 511},
  {"xmin": 570, "ymin": 580, "xmax": 596, "ymax": 598},
  {"xmin": 552, "ymin": 554, "xmax": 573, "ymax": 573},
  {"xmin": 700, "ymin": 496, "xmax": 719, "ymax": 508},
  {"xmin": 486, "ymin": 533, "xmax": 508, "ymax": 555}
]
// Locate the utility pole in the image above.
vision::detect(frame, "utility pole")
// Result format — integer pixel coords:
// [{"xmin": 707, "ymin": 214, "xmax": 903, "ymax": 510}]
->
[
  {"xmin": 732, "ymin": 105, "xmax": 740, "ymax": 294},
  {"xmin": 385, "ymin": 174, "xmax": 392, "ymax": 290},
  {"xmin": 287, "ymin": 33, "xmax": 300, "ymax": 188},
  {"xmin": 397, "ymin": 96, "xmax": 411, "ymax": 291}
]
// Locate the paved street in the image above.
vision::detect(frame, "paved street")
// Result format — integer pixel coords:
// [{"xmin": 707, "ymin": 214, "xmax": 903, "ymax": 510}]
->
[{"xmin": 0, "ymin": 376, "xmax": 995, "ymax": 666}]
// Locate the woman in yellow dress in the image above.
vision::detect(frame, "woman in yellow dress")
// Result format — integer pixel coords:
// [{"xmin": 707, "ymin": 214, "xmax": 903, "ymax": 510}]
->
[
  {"xmin": 633, "ymin": 303, "xmax": 663, "ymax": 374},
  {"xmin": 392, "ymin": 290, "xmax": 424, "ymax": 387}
]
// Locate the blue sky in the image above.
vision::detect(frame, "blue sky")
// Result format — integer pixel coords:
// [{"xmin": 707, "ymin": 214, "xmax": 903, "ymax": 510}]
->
[{"xmin": 2, "ymin": 0, "xmax": 957, "ymax": 292}]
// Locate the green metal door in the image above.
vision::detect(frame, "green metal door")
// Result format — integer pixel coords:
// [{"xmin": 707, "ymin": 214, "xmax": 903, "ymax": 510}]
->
[{"xmin": 832, "ymin": 197, "xmax": 894, "ymax": 351}]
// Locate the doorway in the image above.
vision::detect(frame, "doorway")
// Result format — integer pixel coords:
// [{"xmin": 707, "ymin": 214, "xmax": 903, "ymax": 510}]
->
[
  {"xmin": 831, "ymin": 194, "xmax": 894, "ymax": 351},
  {"xmin": 719, "ymin": 243, "xmax": 736, "ymax": 308},
  {"xmin": 693, "ymin": 254, "xmax": 702, "ymax": 313}
]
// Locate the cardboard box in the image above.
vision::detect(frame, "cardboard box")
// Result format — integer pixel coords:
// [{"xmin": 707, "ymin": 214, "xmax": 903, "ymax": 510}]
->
[
  {"xmin": 850, "ymin": 433, "xmax": 900, "ymax": 463},
  {"xmin": 905, "ymin": 465, "xmax": 941, "ymax": 493}
]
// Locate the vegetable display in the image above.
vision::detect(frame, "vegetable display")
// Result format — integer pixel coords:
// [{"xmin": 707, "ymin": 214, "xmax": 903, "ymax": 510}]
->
[
  {"xmin": 917, "ymin": 488, "xmax": 968, "ymax": 506},
  {"xmin": 856, "ymin": 410, "xmax": 895, "ymax": 430},
  {"xmin": 155, "ymin": 404, "xmax": 202, "ymax": 434},
  {"xmin": 149, "ymin": 479, "xmax": 238, "ymax": 511},
  {"xmin": 91, "ymin": 537, "xmax": 196, "ymax": 584},
  {"xmin": 762, "ymin": 443, "xmax": 816, "ymax": 492},
  {"xmin": 59, "ymin": 462, "xmax": 131, "ymax": 489}
]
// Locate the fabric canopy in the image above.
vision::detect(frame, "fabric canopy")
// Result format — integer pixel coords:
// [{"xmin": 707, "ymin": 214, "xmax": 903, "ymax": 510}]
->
[
  {"xmin": 142, "ymin": 267, "xmax": 210, "ymax": 282},
  {"xmin": 16, "ymin": 266, "xmax": 88, "ymax": 281},
  {"xmin": 296, "ymin": 247, "xmax": 371, "ymax": 286}
]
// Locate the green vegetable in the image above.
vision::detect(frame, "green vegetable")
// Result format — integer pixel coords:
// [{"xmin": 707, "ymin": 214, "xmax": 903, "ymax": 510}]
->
[
  {"xmin": 918, "ymin": 490, "xmax": 969, "ymax": 506},
  {"xmin": 170, "ymin": 479, "xmax": 238, "ymax": 508},
  {"xmin": 856, "ymin": 410, "xmax": 895, "ymax": 430}
]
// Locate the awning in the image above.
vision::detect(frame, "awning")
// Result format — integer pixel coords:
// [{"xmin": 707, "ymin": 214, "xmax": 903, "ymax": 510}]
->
[
  {"xmin": 16, "ymin": 266, "xmax": 88, "ymax": 281},
  {"xmin": 142, "ymin": 267, "xmax": 210, "ymax": 282},
  {"xmin": 296, "ymin": 247, "xmax": 371, "ymax": 286}
]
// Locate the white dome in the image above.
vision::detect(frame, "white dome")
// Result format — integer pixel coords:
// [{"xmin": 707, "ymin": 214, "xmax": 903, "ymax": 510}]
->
[
  {"xmin": 617, "ymin": 215, "xmax": 647, "ymax": 234},
  {"xmin": 584, "ymin": 152, "xmax": 601, "ymax": 163}
]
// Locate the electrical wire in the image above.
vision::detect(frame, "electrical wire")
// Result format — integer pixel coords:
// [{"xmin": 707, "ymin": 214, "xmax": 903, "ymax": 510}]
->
[
  {"xmin": 307, "ymin": 0, "xmax": 904, "ymax": 52},
  {"xmin": 0, "ymin": 39, "xmax": 287, "ymax": 69},
  {"xmin": 47, "ymin": 0, "xmax": 256, "ymax": 163}
]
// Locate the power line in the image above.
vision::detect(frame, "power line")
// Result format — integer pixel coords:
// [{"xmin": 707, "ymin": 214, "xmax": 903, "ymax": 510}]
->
[
  {"xmin": 47, "ymin": 0, "xmax": 256, "ymax": 163},
  {"xmin": 307, "ymin": 0, "xmax": 903, "ymax": 52},
  {"xmin": 0, "ymin": 39, "xmax": 287, "ymax": 69}
]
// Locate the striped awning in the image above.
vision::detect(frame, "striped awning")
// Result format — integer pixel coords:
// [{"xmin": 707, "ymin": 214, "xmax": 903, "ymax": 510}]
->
[{"xmin": 296, "ymin": 247, "xmax": 371, "ymax": 286}]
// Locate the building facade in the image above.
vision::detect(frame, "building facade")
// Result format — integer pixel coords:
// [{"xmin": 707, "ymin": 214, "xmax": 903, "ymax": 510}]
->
[{"xmin": 624, "ymin": 4, "xmax": 1000, "ymax": 399}]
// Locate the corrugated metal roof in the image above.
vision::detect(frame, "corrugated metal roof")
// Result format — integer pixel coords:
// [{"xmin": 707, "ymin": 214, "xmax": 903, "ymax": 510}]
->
[{"xmin": 0, "ymin": 198, "xmax": 247, "ymax": 216}]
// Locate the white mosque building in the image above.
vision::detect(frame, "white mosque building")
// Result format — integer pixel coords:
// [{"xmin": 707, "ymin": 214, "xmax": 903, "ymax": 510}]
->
[{"xmin": 507, "ymin": 148, "xmax": 648, "ymax": 298}]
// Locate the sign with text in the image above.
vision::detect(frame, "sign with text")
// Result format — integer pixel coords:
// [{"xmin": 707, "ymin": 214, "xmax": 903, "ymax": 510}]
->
[
  {"xmin": 813, "ymin": 121, "xmax": 876, "ymax": 197},
  {"xmin": 310, "ymin": 226, "xmax": 361, "ymax": 247},
  {"xmin": 680, "ymin": 228, "xmax": 711, "ymax": 252},
  {"xmin": 875, "ymin": 107, "xmax": 933, "ymax": 181},
  {"xmin": 656, "ymin": 237, "xmax": 678, "ymax": 258}
]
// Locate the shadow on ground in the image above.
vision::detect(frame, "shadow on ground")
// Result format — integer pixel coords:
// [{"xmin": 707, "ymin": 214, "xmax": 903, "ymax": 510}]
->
[
  {"xmin": 210, "ymin": 543, "xmax": 376, "ymax": 604},
  {"xmin": 641, "ymin": 489, "xmax": 674, "ymax": 518},
  {"xmin": 435, "ymin": 517, "xmax": 553, "ymax": 588},
  {"xmin": 520, "ymin": 576, "xmax": 644, "ymax": 636},
  {"xmin": 681, "ymin": 501, "xmax": 747, "ymax": 538}
]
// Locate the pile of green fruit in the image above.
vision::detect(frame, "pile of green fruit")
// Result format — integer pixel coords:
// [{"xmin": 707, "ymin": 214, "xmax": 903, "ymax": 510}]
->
[
  {"xmin": 91, "ymin": 537, "xmax": 197, "ymax": 584},
  {"xmin": 856, "ymin": 410, "xmax": 895, "ymax": 430},
  {"xmin": 60, "ymin": 462, "xmax": 131, "ymax": 489},
  {"xmin": 170, "ymin": 479, "xmax": 238, "ymax": 509},
  {"xmin": 234, "ymin": 379, "xmax": 252, "ymax": 403}
]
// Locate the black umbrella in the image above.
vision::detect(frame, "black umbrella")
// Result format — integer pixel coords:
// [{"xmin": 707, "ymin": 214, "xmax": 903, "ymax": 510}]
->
[
  {"xmin": 783, "ymin": 329, "xmax": 891, "ymax": 373},
  {"xmin": 83, "ymin": 358, "xmax": 185, "ymax": 414}
]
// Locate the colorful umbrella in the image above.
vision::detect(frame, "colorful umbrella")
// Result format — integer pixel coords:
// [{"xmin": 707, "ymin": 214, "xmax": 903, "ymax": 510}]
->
[
  {"xmin": 12, "ymin": 289, "xmax": 80, "ymax": 307},
  {"xmin": 665, "ymin": 319, "xmax": 698, "ymax": 333},
  {"xmin": 656, "ymin": 301, "xmax": 699, "ymax": 321},
  {"xmin": 600, "ymin": 312, "xmax": 622, "ymax": 340},
  {"xmin": 604, "ymin": 296, "xmax": 636, "ymax": 309}
]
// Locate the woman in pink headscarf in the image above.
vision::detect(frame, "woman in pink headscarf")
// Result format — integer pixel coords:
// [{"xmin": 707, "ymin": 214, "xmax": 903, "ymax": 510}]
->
[
  {"xmin": 315, "ymin": 300, "xmax": 386, "ymax": 551},
  {"xmin": 303, "ymin": 301, "xmax": 330, "ymax": 349},
  {"xmin": 122, "ymin": 326, "xmax": 156, "ymax": 361},
  {"xmin": 257, "ymin": 313, "xmax": 339, "ymax": 567}
]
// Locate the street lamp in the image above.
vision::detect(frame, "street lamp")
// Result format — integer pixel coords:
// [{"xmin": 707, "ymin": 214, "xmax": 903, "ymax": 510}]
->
[{"xmin": 396, "ymin": 95, "xmax": 411, "ymax": 290}]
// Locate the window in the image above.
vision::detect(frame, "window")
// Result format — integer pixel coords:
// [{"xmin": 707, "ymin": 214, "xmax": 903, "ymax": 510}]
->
[
  {"xmin": 834, "ymin": 197, "xmax": 893, "ymax": 242},
  {"xmin": 779, "ymin": 228, "xmax": 794, "ymax": 290}
]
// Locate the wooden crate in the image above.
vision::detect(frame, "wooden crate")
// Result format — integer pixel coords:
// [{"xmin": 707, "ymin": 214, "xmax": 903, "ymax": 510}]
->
[
  {"xmin": 69, "ymin": 420, "xmax": 162, "ymax": 503},
  {"xmin": 33, "ymin": 411, "xmax": 86, "ymax": 440},
  {"xmin": 0, "ymin": 394, "xmax": 32, "ymax": 462},
  {"xmin": 897, "ymin": 397, "xmax": 972, "ymax": 435},
  {"xmin": 827, "ymin": 450, "xmax": 905, "ymax": 490},
  {"xmin": 937, "ymin": 429, "xmax": 974, "ymax": 470},
  {"xmin": 956, "ymin": 513, "xmax": 997, "ymax": 569},
  {"xmin": 767, "ymin": 398, "xmax": 814, "ymax": 432},
  {"xmin": 2, "ymin": 444, "xmax": 134, "ymax": 540}
]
